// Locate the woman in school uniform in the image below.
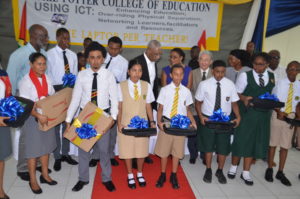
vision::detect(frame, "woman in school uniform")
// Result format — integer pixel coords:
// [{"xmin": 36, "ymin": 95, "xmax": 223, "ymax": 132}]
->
[
  {"xmin": 117, "ymin": 59, "xmax": 156, "ymax": 189},
  {"xmin": 19, "ymin": 52, "xmax": 57, "ymax": 194}
]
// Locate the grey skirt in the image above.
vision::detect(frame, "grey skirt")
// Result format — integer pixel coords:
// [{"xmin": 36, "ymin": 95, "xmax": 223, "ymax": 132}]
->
[
  {"xmin": 21, "ymin": 116, "xmax": 56, "ymax": 159},
  {"xmin": 0, "ymin": 126, "xmax": 12, "ymax": 160}
]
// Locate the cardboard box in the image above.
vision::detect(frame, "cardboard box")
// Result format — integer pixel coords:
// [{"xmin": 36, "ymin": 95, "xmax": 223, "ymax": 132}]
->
[
  {"xmin": 36, "ymin": 88, "xmax": 73, "ymax": 131},
  {"xmin": 64, "ymin": 102, "xmax": 114, "ymax": 152}
]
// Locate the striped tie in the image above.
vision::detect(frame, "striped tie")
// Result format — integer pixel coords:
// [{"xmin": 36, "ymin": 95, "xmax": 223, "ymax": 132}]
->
[
  {"xmin": 63, "ymin": 51, "xmax": 70, "ymax": 74},
  {"xmin": 134, "ymin": 84, "xmax": 139, "ymax": 100},
  {"xmin": 259, "ymin": 74, "xmax": 264, "ymax": 87},
  {"xmin": 285, "ymin": 83, "xmax": 293, "ymax": 114},
  {"xmin": 170, "ymin": 87, "xmax": 180, "ymax": 118},
  {"xmin": 91, "ymin": 73, "xmax": 98, "ymax": 105},
  {"xmin": 214, "ymin": 82, "xmax": 221, "ymax": 111}
]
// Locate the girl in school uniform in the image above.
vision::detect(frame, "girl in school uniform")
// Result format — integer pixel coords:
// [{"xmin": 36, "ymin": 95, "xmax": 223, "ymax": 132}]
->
[
  {"xmin": 117, "ymin": 59, "xmax": 156, "ymax": 189},
  {"xmin": 19, "ymin": 52, "xmax": 57, "ymax": 194}
]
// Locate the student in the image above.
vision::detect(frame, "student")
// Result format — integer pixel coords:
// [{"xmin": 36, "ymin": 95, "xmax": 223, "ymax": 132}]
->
[
  {"xmin": 229, "ymin": 52, "xmax": 275, "ymax": 185},
  {"xmin": 117, "ymin": 59, "xmax": 155, "ymax": 189},
  {"xmin": 195, "ymin": 60, "xmax": 241, "ymax": 184},
  {"xmin": 77, "ymin": 52, "xmax": 87, "ymax": 71},
  {"xmin": 155, "ymin": 64, "xmax": 197, "ymax": 189},
  {"xmin": 19, "ymin": 52, "xmax": 57, "ymax": 194},
  {"xmin": 65, "ymin": 42, "xmax": 118, "ymax": 192},
  {"xmin": 265, "ymin": 61, "xmax": 300, "ymax": 186}
]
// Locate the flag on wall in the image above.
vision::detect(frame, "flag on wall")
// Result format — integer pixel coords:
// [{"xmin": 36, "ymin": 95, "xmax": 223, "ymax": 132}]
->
[{"xmin": 18, "ymin": 1, "xmax": 27, "ymax": 46}]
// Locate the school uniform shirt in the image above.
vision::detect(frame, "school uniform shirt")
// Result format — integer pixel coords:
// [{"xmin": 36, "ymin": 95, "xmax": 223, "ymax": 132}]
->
[
  {"xmin": 195, "ymin": 77, "xmax": 239, "ymax": 116},
  {"xmin": 272, "ymin": 77, "xmax": 300, "ymax": 113},
  {"xmin": 18, "ymin": 74, "xmax": 55, "ymax": 102},
  {"xmin": 117, "ymin": 79, "xmax": 155, "ymax": 103},
  {"xmin": 236, "ymin": 70, "xmax": 270, "ymax": 94},
  {"xmin": 157, "ymin": 82, "xmax": 193, "ymax": 118},
  {"xmin": 226, "ymin": 66, "xmax": 252, "ymax": 83},
  {"xmin": 47, "ymin": 45, "xmax": 78, "ymax": 86},
  {"xmin": 66, "ymin": 67, "xmax": 118, "ymax": 122},
  {"xmin": 144, "ymin": 53, "xmax": 156, "ymax": 88},
  {"xmin": 105, "ymin": 54, "xmax": 128, "ymax": 83},
  {"xmin": 268, "ymin": 65, "xmax": 286, "ymax": 83}
]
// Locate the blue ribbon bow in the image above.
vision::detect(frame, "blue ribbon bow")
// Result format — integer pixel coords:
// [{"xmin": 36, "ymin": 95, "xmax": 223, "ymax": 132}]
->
[
  {"xmin": 75, "ymin": 123, "xmax": 97, "ymax": 139},
  {"xmin": 0, "ymin": 96, "xmax": 25, "ymax": 121},
  {"xmin": 209, "ymin": 108, "xmax": 230, "ymax": 122},
  {"xmin": 128, "ymin": 116, "xmax": 149, "ymax": 129},
  {"xmin": 258, "ymin": 92, "xmax": 279, "ymax": 101},
  {"xmin": 170, "ymin": 114, "xmax": 191, "ymax": 129},
  {"xmin": 62, "ymin": 73, "xmax": 76, "ymax": 88}
]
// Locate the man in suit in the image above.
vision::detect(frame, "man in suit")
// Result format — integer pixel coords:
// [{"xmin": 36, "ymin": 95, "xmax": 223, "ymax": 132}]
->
[
  {"xmin": 133, "ymin": 40, "xmax": 162, "ymax": 164},
  {"xmin": 189, "ymin": 50, "xmax": 213, "ymax": 164}
]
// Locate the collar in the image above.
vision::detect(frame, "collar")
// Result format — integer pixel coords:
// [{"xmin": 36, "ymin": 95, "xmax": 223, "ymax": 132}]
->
[
  {"xmin": 55, "ymin": 45, "xmax": 68, "ymax": 53},
  {"xmin": 200, "ymin": 68, "xmax": 210, "ymax": 73},
  {"xmin": 144, "ymin": 53, "xmax": 154, "ymax": 65},
  {"xmin": 170, "ymin": 81, "xmax": 182, "ymax": 89},
  {"xmin": 88, "ymin": 66, "xmax": 104, "ymax": 75},
  {"xmin": 128, "ymin": 79, "xmax": 140, "ymax": 87},
  {"xmin": 253, "ymin": 69, "xmax": 268, "ymax": 77},
  {"xmin": 26, "ymin": 43, "xmax": 37, "ymax": 52},
  {"xmin": 212, "ymin": 77, "xmax": 224, "ymax": 84}
]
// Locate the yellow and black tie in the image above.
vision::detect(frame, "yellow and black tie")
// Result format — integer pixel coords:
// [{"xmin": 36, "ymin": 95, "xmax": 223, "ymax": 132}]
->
[
  {"xmin": 91, "ymin": 73, "xmax": 98, "ymax": 106},
  {"xmin": 170, "ymin": 87, "xmax": 179, "ymax": 118},
  {"xmin": 285, "ymin": 83, "xmax": 293, "ymax": 114},
  {"xmin": 134, "ymin": 84, "xmax": 139, "ymax": 100},
  {"xmin": 63, "ymin": 50, "xmax": 70, "ymax": 74}
]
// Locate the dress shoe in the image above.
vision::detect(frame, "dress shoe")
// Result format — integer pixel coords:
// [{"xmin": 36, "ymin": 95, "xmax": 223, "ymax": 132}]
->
[
  {"xmin": 72, "ymin": 181, "xmax": 89, "ymax": 192},
  {"xmin": 89, "ymin": 159, "xmax": 99, "ymax": 167},
  {"xmin": 189, "ymin": 158, "xmax": 196, "ymax": 164},
  {"xmin": 61, "ymin": 155, "xmax": 78, "ymax": 165},
  {"xmin": 17, "ymin": 171, "xmax": 30, "ymax": 181},
  {"xmin": 137, "ymin": 176, "xmax": 146, "ymax": 187},
  {"xmin": 203, "ymin": 168, "xmax": 212, "ymax": 183},
  {"xmin": 53, "ymin": 159, "xmax": 62, "ymax": 171},
  {"xmin": 155, "ymin": 173, "xmax": 166, "ymax": 188},
  {"xmin": 29, "ymin": 182, "xmax": 42, "ymax": 194},
  {"xmin": 40, "ymin": 175, "xmax": 58, "ymax": 185},
  {"xmin": 276, "ymin": 171, "xmax": 291, "ymax": 186},
  {"xmin": 102, "ymin": 181, "xmax": 116, "ymax": 192},
  {"xmin": 127, "ymin": 178, "xmax": 136, "ymax": 189},
  {"xmin": 36, "ymin": 166, "xmax": 52, "ymax": 174},
  {"xmin": 0, "ymin": 194, "xmax": 9, "ymax": 199},
  {"xmin": 240, "ymin": 173, "xmax": 253, "ymax": 186},
  {"xmin": 170, "ymin": 173, "xmax": 180, "ymax": 189},
  {"xmin": 145, "ymin": 156, "xmax": 153, "ymax": 164},
  {"xmin": 110, "ymin": 158, "xmax": 119, "ymax": 166},
  {"xmin": 265, "ymin": 168, "xmax": 273, "ymax": 182},
  {"xmin": 215, "ymin": 169, "xmax": 227, "ymax": 184}
]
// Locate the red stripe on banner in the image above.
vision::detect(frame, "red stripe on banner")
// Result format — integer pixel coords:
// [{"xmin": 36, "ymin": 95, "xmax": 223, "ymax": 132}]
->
[
  {"xmin": 198, "ymin": 30, "xmax": 206, "ymax": 50},
  {"xmin": 19, "ymin": 1, "xmax": 27, "ymax": 42}
]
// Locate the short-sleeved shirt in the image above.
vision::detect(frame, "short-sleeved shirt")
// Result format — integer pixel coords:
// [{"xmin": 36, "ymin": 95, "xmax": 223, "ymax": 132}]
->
[{"xmin": 236, "ymin": 70, "xmax": 270, "ymax": 94}]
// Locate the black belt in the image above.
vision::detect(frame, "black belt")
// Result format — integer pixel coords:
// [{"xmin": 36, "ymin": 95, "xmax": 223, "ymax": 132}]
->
[{"xmin": 53, "ymin": 84, "xmax": 63, "ymax": 92}]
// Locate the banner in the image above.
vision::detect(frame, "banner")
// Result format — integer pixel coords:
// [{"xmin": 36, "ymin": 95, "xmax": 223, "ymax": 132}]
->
[{"xmin": 13, "ymin": 0, "xmax": 223, "ymax": 50}]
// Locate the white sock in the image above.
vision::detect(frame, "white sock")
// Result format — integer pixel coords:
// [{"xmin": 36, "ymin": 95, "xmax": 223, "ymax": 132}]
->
[
  {"xmin": 242, "ymin": 171, "xmax": 253, "ymax": 181},
  {"xmin": 229, "ymin": 165, "xmax": 238, "ymax": 174},
  {"xmin": 128, "ymin": 173, "xmax": 135, "ymax": 184},
  {"xmin": 137, "ymin": 172, "xmax": 145, "ymax": 182}
]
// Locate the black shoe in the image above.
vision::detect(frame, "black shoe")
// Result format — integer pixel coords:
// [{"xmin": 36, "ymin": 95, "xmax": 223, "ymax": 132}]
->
[
  {"xmin": 137, "ymin": 176, "xmax": 146, "ymax": 187},
  {"xmin": 89, "ymin": 159, "xmax": 99, "ymax": 167},
  {"xmin": 156, "ymin": 173, "xmax": 166, "ymax": 188},
  {"xmin": 203, "ymin": 168, "xmax": 212, "ymax": 183},
  {"xmin": 36, "ymin": 166, "xmax": 52, "ymax": 174},
  {"xmin": 215, "ymin": 169, "xmax": 227, "ymax": 184},
  {"xmin": 17, "ymin": 172, "xmax": 30, "ymax": 181},
  {"xmin": 132, "ymin": 159, "xmax": 137, "ymax": 169},
  {"xmin": 189, "ymin": 158, "xmax": 196, "ymax": 164},
  {"xmin": 53, "ymin": 159, "xmax": 62, "ymax": 171},
  {"xmin": 40, "ymin": 175, "xmax": 58, "ymax": 185},
  {"xmin": 61, "ymin": 155, "xmax": 78, "ymax": 165},
  {"xmin": 276, "ymin": 171, "xmax": 291, "ymax": 186},
  {"xmin": 298, "ymin": 173, "xmax": 300, "ymax": 180},
  {"xmin": 265, "ymin": 168, "xmax": 273, "ymax": 182},
  {"xmin": 29, "ymin": 182, "xmax": 42, "ymax": 194},
  {"xmin": 127, "ymin": 178, "xmax": 136, "ymax": 189},
  {"xmin": 103, "ymin": 181, "xmax": 116, "ymax": 192},
  {"xmin": 110, "ymin": 158, "xmax": 119, "ymax": 166},
  {"xmin": 72, "ymin": 181, "xmax": 89, "ymax": 192},
  {"xmin": 145, "ymin": 156, "xmax": 153, "ymax": 164},
  {"xmin": 170, "ymin": 173, "xmax": 180, "ymax": 189},
  {"xmin": 240, "ymin": 174, "xmax": 253, "ymax": 186}
]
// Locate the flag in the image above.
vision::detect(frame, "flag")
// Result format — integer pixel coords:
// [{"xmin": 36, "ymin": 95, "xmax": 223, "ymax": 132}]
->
[
  {"xmin": 18, "ymin": 1, "xmax": 27, "ymax": 46},
  {"xmin": 198, "ymin": 30, "xmax": 206, "ymax": 50}
]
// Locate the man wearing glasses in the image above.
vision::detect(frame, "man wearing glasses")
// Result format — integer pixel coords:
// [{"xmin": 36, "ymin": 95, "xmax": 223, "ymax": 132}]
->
[{"xmin": 267, "ymin": 50, "xmax": 286, "ymax": 82}]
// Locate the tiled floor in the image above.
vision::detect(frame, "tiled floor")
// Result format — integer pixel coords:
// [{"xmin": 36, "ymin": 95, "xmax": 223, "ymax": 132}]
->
[{"xmin": 3, "ymin": 148, "xmax": 300, "ymax": 199}]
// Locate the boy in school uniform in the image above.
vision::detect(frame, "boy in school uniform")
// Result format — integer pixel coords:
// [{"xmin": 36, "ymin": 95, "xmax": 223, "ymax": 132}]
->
[
  {"xmin": 65, "ymin": 42, "xmax": 118, "ymax": 192},
  {"xmin": 155, "ymin": 64, "xmax": 197, "ymax": 189},
  {"xmin": 265, "ymin": 61, "xmax": 300, "ymax": 186},
  {"xmin": 195, "ymin": 60, "xmax": 241, "ymax": 184}
]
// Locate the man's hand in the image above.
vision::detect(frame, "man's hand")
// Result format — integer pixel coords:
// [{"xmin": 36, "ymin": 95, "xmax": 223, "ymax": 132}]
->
[
  {"xmin": 158, "ymin": 122, "xmax": 165, "ymax": 131},
  {"xmin": 191, "ymin": 122, "xmax": 197, "ymax": 129},
  {"xmin": 0, "ymin": 116, "xmax": 9, "ymax": 126},
  {"xmin": 232, "ymin": 117, "xmax": 241, "ymax": 128},
  {"xmin": 243, "ymin": 96, "xmax": 253, "ymax": 107},
  {"xmin": 199, "ymin": 116, "xmax": 208, "ymax": 126},
  {"xmin": 38, "ymin": 114, "xmax": 48, "ymax": 126},
  {"xmin": 277, "ymin": 111, "xmax": 287, "ymax": 121},
  {"xmin": 118, "ymin": 123, "xmax": 126, "ymax": 132}
]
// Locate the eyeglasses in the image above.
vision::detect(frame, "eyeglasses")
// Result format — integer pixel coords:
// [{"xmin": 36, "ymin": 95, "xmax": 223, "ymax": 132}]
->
[{"xmin": 271, "ymin": 56, "xmax": 280, "ymax": 60}]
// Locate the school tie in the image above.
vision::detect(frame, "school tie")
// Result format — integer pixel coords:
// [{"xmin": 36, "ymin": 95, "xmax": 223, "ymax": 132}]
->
[
  {"xmin": 170, "ymin": 87, "xmax": 180, "ymax": 118},
  {"xmin": 214, "ymin": 82, "xmax": 221, "ymax": 111},
  {"xmin": 202, "ymin": 71, "xmax": 206, "ymax": 81},
  {"xmin": 259, "ymin": 74, "xmax": 264, "ymax": 87},
  {"xmin": 63, "ymin": 51, "xmax": 70, "ymax": 74},
  {"xmin": 91, "ymin": 73, "xmax": 98, "ymax": 106},
  {"xmin": 285, "ymin": 83, "xmax": 293, "ymax": 114},
  {"xmin": 134, "ymin": 84, "xmax": 139, "ymax": 100},
  {"xmin": 105, "ymin": 57, "xmax": 113, "ymax": 69}
]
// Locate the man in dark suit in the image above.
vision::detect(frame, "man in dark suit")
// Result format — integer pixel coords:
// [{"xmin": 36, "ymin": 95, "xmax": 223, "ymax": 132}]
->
[{"xmin": 133, "ymin": 40, "xmax": 162, "ymax": 164}]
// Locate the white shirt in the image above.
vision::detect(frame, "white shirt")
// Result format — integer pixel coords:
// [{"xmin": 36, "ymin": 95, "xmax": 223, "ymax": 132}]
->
[
  {"xmin": 236, "ymin": 70, "xmax": 270, "ymax": 94},
  {"xmin": 47, "ymin": 45, "xmax": 78, "ymax": 85},
  {"xmin": 272, "ymin": 78, "xmax": 300, "ymax": 113},
  {"xmin": 0, "ymin": 79, "xmax": 5, "ymax": 99},
  {"xmin": 144, "ymin": 53, "xmax": 156, "ymax": 88},
  {"xmin": 267, "ymin": 65, "xmax": 286, "ymax": 83},
  {"xmin": 157, "ymin": 82, "xmax": 193, "ymax": 118},
  {"xmin": 66, "ymin": 67, "xmax": 118, "ymax": 122},
  {"xmin": 195, "ymin": 77, "xmax": 239, "ymax": 116},
  {"xmin": 118, "ymin": 79, "xmax": 155, "ymax": 103},
  {"xmin": 105, "ymin": 54, "xmax": 128, "ymax": 83},
  {"xmin": 18, "ymin": 74, "xmax": 55, "ymax": 102},
  {"xmin": 200, "ymin": 68, "xmax": 210, "ymax": 77}
]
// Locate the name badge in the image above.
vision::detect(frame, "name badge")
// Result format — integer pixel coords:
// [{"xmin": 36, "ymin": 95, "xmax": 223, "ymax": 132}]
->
[
  {"xmin": 295, "ymin": 96, "xmax": 299, "ymax": 101},
  {"xmin": 226, "ymin": 97, "xmax": 230, "ymax": 102}
]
